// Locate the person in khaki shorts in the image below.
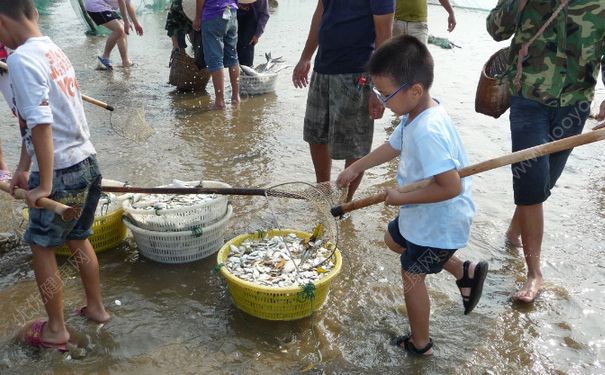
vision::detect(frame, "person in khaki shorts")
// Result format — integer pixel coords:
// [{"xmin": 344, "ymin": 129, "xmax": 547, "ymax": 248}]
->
[
  {"xmin": 393, "ymin": 0, "xmax": 456, "ymax": 44},
  {"xmin": 292, "ymin": 0, "xmax": 394, "ymax": 202}
]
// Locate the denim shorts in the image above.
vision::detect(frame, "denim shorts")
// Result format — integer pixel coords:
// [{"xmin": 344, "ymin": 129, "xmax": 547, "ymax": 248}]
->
[
  {"xmin": 388, "ymin": 216, "xmax": 456, "ymax": 274},
  {"xmin": 509, "ymin": 96, "xmax": 589, "ymax": 205},
  {"xmin": 25, "ymin": 156, "xmax": 102, "ymax": 248},
  {"xmin": 303, "ymin": 72, "xmax": 374, "ymax": 160},
  {"xmin": 201, "ymin": 8, "xmax": 239, "ymax": 72}
]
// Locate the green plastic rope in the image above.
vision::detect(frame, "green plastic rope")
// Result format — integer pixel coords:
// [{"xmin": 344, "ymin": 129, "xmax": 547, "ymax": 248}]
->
[
  {"xmin": 192, "ymin": 226, "xmax": 203, "ymax": 238},
  {"xmin": 212, "ymin": 263, "xmax": 224, "ymax": 275},
  {"xmin": 297, "ymin": 282, "xmax": 316, "ymax": 302}
]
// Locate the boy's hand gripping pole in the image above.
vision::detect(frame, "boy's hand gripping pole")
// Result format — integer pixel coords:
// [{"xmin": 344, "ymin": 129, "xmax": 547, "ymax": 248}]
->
[
  {"xmin": 0, "ymin": 181, "xmax": 80, "ymax": 221},
  {"xmin": 331, "ymin": 127, "xmax": 605, "ymax": 217},
  {"xmin": 0, "ymin": 61, "xmax": 114, "ymax": 111}
]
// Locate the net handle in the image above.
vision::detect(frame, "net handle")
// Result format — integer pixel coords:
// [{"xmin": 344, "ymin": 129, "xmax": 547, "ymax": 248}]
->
[{"xmin": 332, "ymin": 127, "xmax": 605, "ymax": 216}]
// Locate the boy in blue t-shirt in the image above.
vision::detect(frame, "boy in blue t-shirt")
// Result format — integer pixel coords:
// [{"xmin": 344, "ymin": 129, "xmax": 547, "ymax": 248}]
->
[{"xmin": 337, "ymin": 36, "xmax": 488, "ymax": 356}]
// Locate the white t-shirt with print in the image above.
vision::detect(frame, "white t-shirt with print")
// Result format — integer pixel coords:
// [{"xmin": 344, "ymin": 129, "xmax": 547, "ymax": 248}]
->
[{"xmin": 8, "ymin": 37, "xmax": 96, "ymax": 172}]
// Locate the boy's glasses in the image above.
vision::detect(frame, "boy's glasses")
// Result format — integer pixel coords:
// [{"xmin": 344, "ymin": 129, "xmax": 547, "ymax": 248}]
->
[{"xmin": 372, "ymin": 82, "xmax": 409, "ymax": 105}]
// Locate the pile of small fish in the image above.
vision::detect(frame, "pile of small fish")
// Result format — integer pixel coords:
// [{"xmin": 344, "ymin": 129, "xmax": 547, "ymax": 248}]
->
[
  {"xmin": 130, "ymin": 180, "xmax": 219, "ymax": 211},
  {"xmin": 95, "ymin": 193, "xmax": 121, "ymax": 216},
  {"xmin": 225, "ymin": 232, "xmax": 336, "ymax": 287},
  {"xmin": 240, "ymin": 52, "xmax": 287, "ymax": 76}
]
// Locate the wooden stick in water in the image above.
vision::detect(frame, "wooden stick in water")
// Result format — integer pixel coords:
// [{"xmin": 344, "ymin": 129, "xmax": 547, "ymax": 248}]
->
[
  {"xmin": 0, "ymin": 61, "xmax": 114, "ymax": 111},
  {"xmin": 0, "ymin": 181, "xmax": 80, "ymax": 221},
  {"xmin": 331, "ymin": 127, "xmax": 605, "ymax": 216}
]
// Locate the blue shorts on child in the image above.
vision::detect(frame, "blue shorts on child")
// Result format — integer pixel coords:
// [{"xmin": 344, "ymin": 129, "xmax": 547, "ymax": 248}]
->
[
  {"xmin": 201, "ymin": 8, "xmax": 239, "ymax": 72},
  {"xmin": 388, "ymin": 216, "xmax": 456, "ymax": 274},
  {"xmin": 25, "ymin": 156, "xmax": 102, "ymax": 248}
]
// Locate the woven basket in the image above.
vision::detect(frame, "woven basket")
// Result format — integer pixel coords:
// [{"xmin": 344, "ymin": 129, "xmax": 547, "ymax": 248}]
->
[
  {"xmin": 122, "ymin": 180, "xmax": 230, "ymax": 232},
  {"xmin": 240, "ymin": 73, "xmax": 278, "ymax": 95},
  {"xmin": 475, "ymin": 47, "xmax": 511, "ymax": 119},
  {"xmin": 123, "ymin": 204, "xmax": 232, "ymax": 264},
  {"xmin": 169, "ymin": 49, "xmax": 210, "ymax": 92},
  {"xmin": 217, "ymin": 229, "xmax": 342, "ymax": 321}
]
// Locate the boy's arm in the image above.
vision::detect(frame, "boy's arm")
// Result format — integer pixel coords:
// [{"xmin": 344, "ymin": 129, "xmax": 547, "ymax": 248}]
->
[
  {"xmin": 292, "ymin": 0, "xmax": 323, "ymax": 88},
  {"xmin": 385, "ymin": 169, "xmax": 461, "ymax": 206},
  {"xmin": 126, "ymin": 1, "xmax": 144, "ymax": 36},
  {"xmin": 26, "ymin": 124, "xmax": 54, "ymax": 208},
  {"xmin": 337, "ymin": 142, "xmax": 399, "ymax": 188},
  {"xmin": 486, "ymin": 0, "xmax": 527, "ymax": 41},
  {"xmin": 438, "ymin": 0, "xmax": 456, "ymax": 32},
  {"xmin": 193, "ymin": 0, "xmax": 206, "ymax": 31},
  {"xmin": 10, "ymin": 141, "xmax": 32, "ymax": 193},
  {"xmin": 118, "ymin": 0, "xmax": 130, "ymax": 35}
]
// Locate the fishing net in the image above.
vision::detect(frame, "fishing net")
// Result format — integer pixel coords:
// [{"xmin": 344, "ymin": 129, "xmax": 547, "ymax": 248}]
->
[{"xmin": 109, "ymin": 105, "xmax": 155, "ymax": 142}]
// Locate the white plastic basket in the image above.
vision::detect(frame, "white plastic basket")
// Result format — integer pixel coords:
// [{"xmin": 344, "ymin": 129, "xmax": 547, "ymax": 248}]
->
[
  {"xmin": 122, "ymin": 180, "xmax": 230, "ymax": 232},
  {"xmin": 123, "ymin": 205, "xmax": 233, "ymax": 264},
  {"xmin": 240, "ymin": 73, "xmax": 278, "ymax": 95}
]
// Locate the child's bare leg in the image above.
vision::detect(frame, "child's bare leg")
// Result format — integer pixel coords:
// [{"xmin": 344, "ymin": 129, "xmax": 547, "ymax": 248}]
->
[
  {"xmin": 506, "ymin": 206, "xmax": 523, "ymax": 247},
  {"xmin": 102, "ymin": 19, "xmax": 131, "ymax": 65},
  {"xmin": 443, "ymin": 255, "xmax": 473, "ymax": 296},
  {"xmin": 401, "ymin": 269, "xmax": 433, "ymax": 355},
  {"xmin": 384, "ymin": 230, "xmax": 404, "ymax": 254},
  {"xmin": 66, "ymin": 239, "xmax": 110, "ymax": 323},
  {"xmin": 210, "ymin": 69, "xmax": 226, "ymax": 109},
  {"xmin": 31, "ymin": 245, "xmax": 69, "ymax": 344},
  {"xmin": 228, "ymin": 65, "xmax": 240, "ymax": 104}
]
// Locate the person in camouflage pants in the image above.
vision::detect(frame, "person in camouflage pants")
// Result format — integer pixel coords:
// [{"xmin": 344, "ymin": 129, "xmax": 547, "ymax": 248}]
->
[{"xmin": 486, "ymin": 0, "xmax": 605, "ymax": 303}]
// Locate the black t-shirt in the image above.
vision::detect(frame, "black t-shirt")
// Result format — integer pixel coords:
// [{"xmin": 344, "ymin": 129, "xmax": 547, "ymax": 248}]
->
[{"xmin": 314, "ymin": 0, "xmax": 394, "ymax": 75}]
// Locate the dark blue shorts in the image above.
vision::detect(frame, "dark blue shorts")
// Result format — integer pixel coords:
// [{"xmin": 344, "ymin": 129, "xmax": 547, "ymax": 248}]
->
[
  {"xmin": 24, "ymin": 156, "xmax": 102, "ymax": 248},
  {"xmin": 87, "ymin": 10, "xmax": 121, "ymax": 26},
  {"xmin": 388, "ymin": 217, "xmax": 456, "ymax": 274},
  {"xmin": 509, "ymin": 96, "xmax": 589, "ymax": 205}
]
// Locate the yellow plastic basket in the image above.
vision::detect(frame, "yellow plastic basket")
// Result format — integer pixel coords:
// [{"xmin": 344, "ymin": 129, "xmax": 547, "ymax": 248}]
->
[
  {"xmin": 22, "ymin": 207, "xmax": 127, "ymax": 256},
  {"xmin": 217, "ymin": 229, "xmax": 342, "ymax": 321}
]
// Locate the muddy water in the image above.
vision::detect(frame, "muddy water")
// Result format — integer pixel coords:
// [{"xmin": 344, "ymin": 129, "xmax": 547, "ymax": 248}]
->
[{"xmin": 1, "ymin": 1, "xmax": 605, "ymax": 373}]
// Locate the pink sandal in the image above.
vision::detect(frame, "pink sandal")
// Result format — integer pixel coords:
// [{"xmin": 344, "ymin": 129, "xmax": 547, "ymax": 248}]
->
[
  {"xmin": 0, "ymin": 170, "xmax": 11, "ymax": 182},
  {"xmin": 24, "ymin": 319, "xmax": 68, "ymax": 352}
]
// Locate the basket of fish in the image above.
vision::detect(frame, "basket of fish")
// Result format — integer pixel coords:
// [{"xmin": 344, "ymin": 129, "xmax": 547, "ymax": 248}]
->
[
  {"xmin": 122, "ymin": 180, "xmax": 230, "ymax": 232},
  {"xmin": 22, "ymin": 179, "xmax": 129, "ymax": 256},
  {"xmin": 239, "ymin": 52, "xmax": 285, "ymax": 95},
  {"xmin": 124, "ymin": 204, "xmax": 233, "ymax": 264},
  {"xmin": 217, "ymin": 229, "xmax": 342, "ymax": 321}
]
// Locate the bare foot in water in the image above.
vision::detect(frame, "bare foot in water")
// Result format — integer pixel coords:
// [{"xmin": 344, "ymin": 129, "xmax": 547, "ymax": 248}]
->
[
  {"xmin": 213, "ymin": 100, "xmax": 226, "ymax": 110},
  {"xmin": 231, "ymin": 95, "xmax": 240, "ymax": 106},
  {"xmin": 77, "ymin": 304, "xmax": 111, "ymax": 324},
  {"xmin": 121, "ymin": 61, "xmax": 135, "ymax": 68},
  {"xmin": 505, "ymin": 230, "xmax": 523, "ymax": 248},
  {"xmin": 513, "ymin": 275, "xmax": 543, "ymax": 303}
]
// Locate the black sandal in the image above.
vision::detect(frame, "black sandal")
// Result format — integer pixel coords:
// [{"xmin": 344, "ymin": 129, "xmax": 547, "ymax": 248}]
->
[
  {"xmin": 391, "ymin": 334, "xmax": 433, "ymax": 355},
  {"xmin": 456, "ymin": 260, "xmax": 489, "ymax": 315}
]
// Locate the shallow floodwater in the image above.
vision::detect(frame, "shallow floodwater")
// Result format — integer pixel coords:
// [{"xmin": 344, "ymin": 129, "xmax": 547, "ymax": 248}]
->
[{"xmin": 1, "ymin": 1, "xmax": 604, "ymax": 374}]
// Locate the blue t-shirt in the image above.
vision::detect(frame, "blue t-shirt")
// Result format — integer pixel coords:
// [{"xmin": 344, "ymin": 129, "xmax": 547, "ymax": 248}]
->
[
  {"xmin": 388, "ymin": 104, "xmax": 475, "ymax": 249},
  {"xmin": 314, "ymin": 0, "xmax": 394, "ymax": 75}
]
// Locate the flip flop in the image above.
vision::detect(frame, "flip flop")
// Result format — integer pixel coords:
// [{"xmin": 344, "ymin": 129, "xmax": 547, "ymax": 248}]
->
[
  {"xmin": 24, "ymin": 319, "xmax": 68, "ymax": 352},
  {"xmin": 390, "ymin": 333, "xmax": 433, "ymax": 356},
  {"xmin": 456, "ymin": 260, "xmax": 489, "ymax": 315},
  {"xmin": 77, "ymin": 305, "xmax": 110, "ymax": 324}
]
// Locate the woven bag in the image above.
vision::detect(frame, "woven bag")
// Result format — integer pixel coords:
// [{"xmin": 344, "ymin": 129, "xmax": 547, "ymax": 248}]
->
[
  {"xmin": 475, "ymin": 47, "xmax": 511, "ymax": 119},
  {"xmin": 168, "ymin": 49, "xmax": 210, "ymax": 92}
]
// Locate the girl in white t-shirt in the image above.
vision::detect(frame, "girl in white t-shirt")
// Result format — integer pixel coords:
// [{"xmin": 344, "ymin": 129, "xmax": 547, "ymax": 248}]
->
[{"xmin": 84, "ymin": 0, "xmax": 144, "ymax": 69}]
